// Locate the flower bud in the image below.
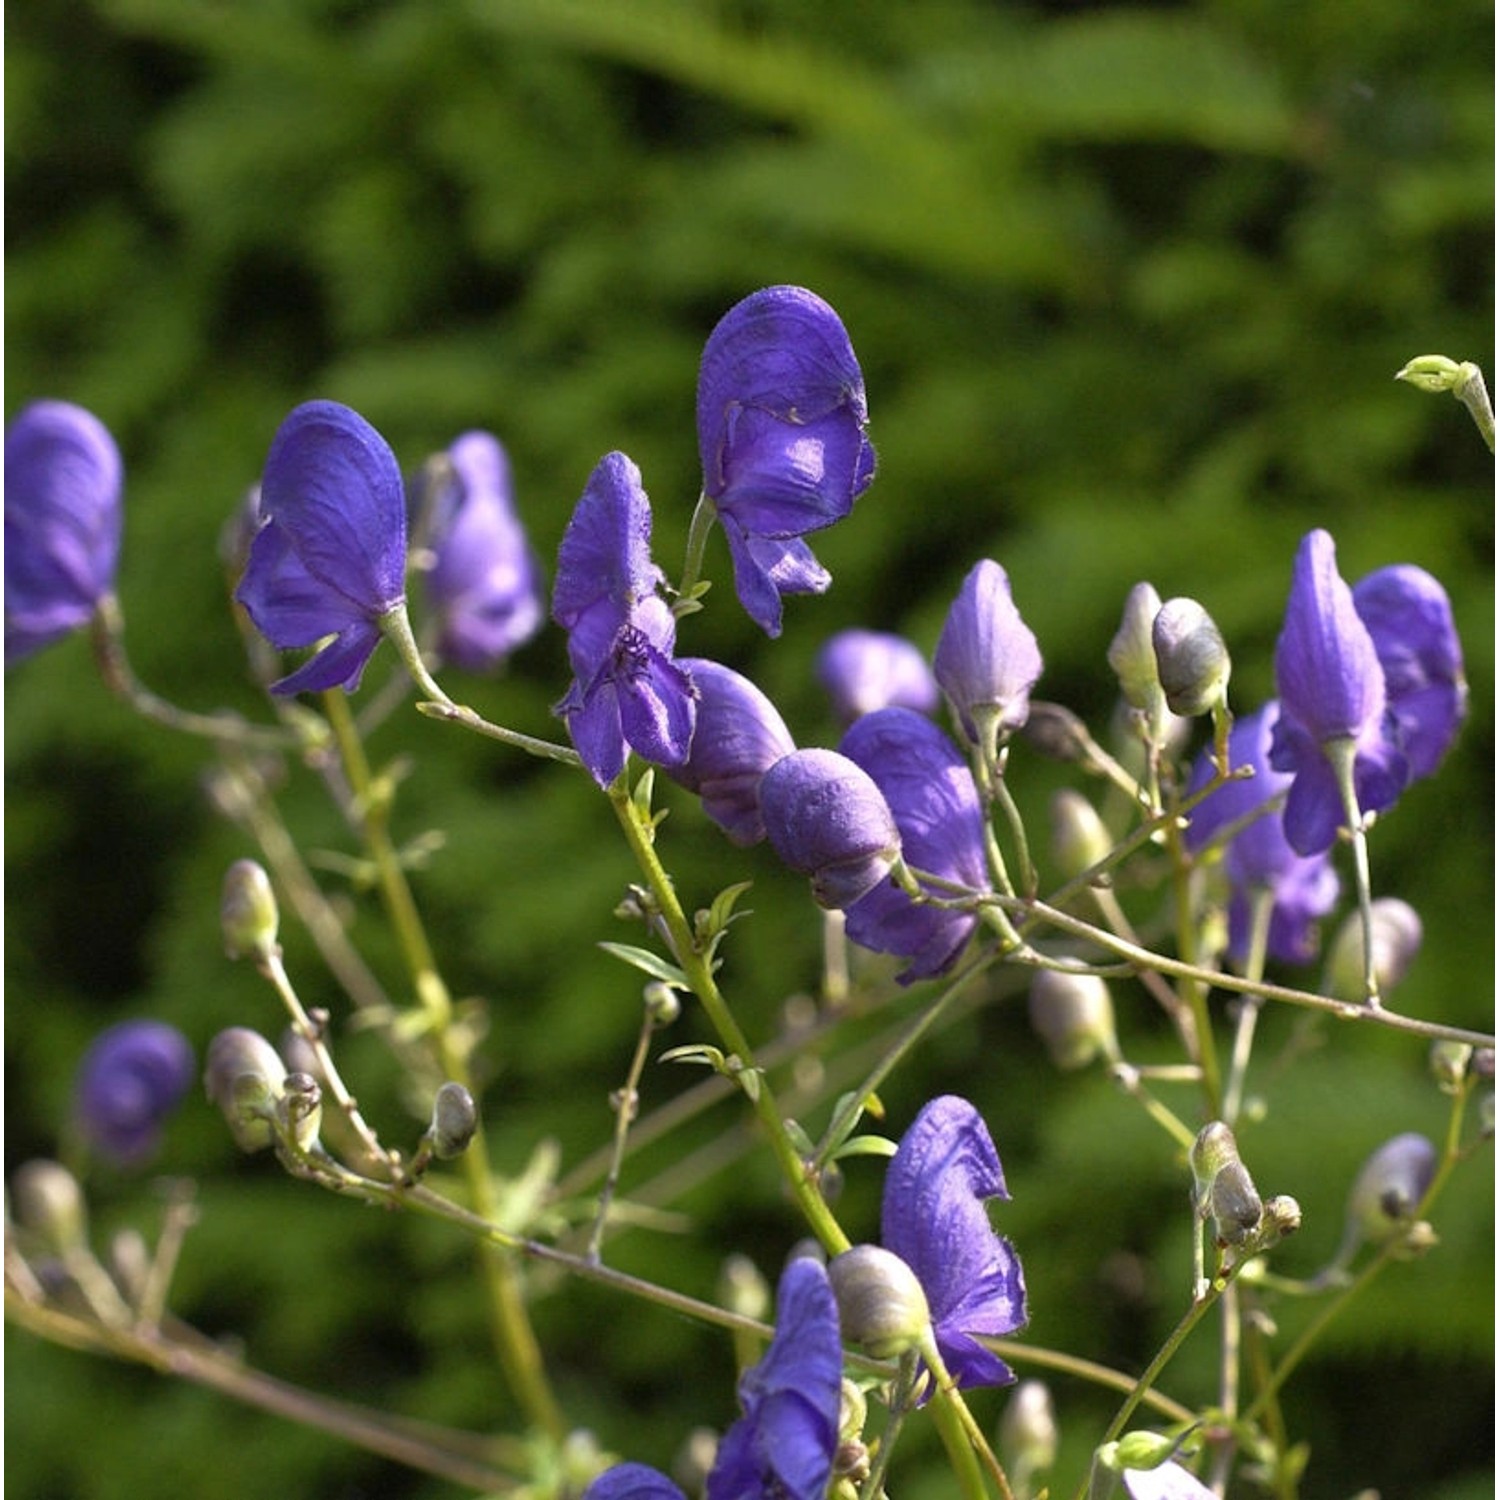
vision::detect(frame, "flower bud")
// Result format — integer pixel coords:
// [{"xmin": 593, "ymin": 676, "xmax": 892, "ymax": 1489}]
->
[
  {"xmin": 1151, "ymin": 597, "xmax": 1230, "ymax": 717},
  {"xmin": 1429, "ymin": 1040, "xmax": 1473, "ymax": 1092},
  {"xmin": 277, "ymin": 1071, "xmax": 323, "ymax": 1153},
  {"xmin": 1000, "ymin": 1380, "xmax": 1058, "ymax": 1482},
  {"xmin": 828, "ymin": 1244, "xmax": 932, "ymax": 1359},
  {"xmin": 718, "ymin": 1253, "xmax": 771, "ymax": 1324},
  {"xmin": 204, "ymin": 1027, "xmax": 288, "ymax": 1153},
  {"xmin": 1260, "ymin": 1194, "xmax": 1302, "ymax": 1243},
  {"xmin": 642, "ymin": 981, "xmax": 681, "ymax": 1029},
  {"xmin": 1345, "ymin": 1132, "xmax": 1437, "ymax": 1248},
  {"xmin": 221, "ymin": 859, "xmax": 280, "ymax": 962},
  {"xmin": 817, "ymin": 629, "xmax": 938, "ymax": 725},
  {"xmin": 10, "ymin": 1160, "xmax": 87, "ymax": 1255},
  {"xmin": 1322, "ymin": 898, "xmax": 1422, "ymax": 1002},
  {"xmin": 1189, "ymin": 1121, "xmax": 1240, "ymax": 1197},
  {"xmin": 108, "ymin": 1228, "xmax": 151, "ymax": 1304},
  {"xmin": 1109, "ymin": 583, "xmax": 1168, "ymax": 729},
  {"xmin": 1109, "ymin": 1430, "xmax": 1187, "ymax": 1472},
  {"xmin": 1028, "ymin": 969, "xmax": 1117, "ymax": 1070},
  {"xmin": 1209, "ymin": 1160, "xmax": 1263, "ymax": 1245},
  {"xmin": 429, "ymin": 1081, "xmax": 478, "ymax": 1160},
  {"xmin": 1050, "ymin": 788, "xmax": 1114, "ymax": 880}
]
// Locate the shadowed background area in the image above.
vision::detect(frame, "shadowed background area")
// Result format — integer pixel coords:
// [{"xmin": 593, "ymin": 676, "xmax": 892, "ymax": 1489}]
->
[{"xmin": 5, "ymin": 1, "xmax": 1493, "ymax": 1496}]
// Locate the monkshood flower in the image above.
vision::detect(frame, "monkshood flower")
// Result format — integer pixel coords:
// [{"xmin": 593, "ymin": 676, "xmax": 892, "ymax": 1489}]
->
[
  {"xmin": 882, "ymin": 1095, "xmax": 1026, "ymax": 1392},
  {"xmin": 1120, "ymin": 1459, "xmax": 1216, "ymax": 1500},
  {"xmin": 5, "ymin": 400, "xmax": 123, "ymax": 666},
  {"xmin": 583, "ymin": 1257, "xmax": 841, "ymax": 1500},
  {"xmin": 552, "ymin": 453, "xmax": 697, "ymax": 786},
  {"xmin": 697, "ymin": 285, "xmax": 876, "ymax": 636},
  {"xmin": 816, "ymin": 628, "xmax": 938, "ymax": 725},
  {"xmin": 73, "ymin": 1020, "xmax": 195, "ymax": 1166},
  {"xmin": 759, "ymin": 748, "xmax": 902, "ymax": 909},
  {"xmin": 933, "ymin": 559, "xmax": 1043, "ymax": 760},
  {"xmin": 840, "ymin": 708, "xmax": 991, "ymax": 981},
  {"xmin": 418, "ymin": 431, "xmax": 545, "ymax": 673},
  {"xmin": 1185, "ymin": 702, "xmax": 1339, "ymax": 965},
  {"xmin": 663, "ymin": 658, "xmax": 795, "ymax": 845},
  {"xmin": 1269, "ymin": 529, "xmax": 1408, "ymax": 855},
  {"xmin": 1351, "ymin": 563, "xmax": 1466, "ymax": 781},
  {"xmin": 235, "ymin": 400, "xmax": 408, "ymax": 695}
]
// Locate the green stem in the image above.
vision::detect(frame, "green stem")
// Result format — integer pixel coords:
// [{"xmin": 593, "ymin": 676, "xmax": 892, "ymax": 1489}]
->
[
  {"xmin": 918, "ymin": 1330, "xmax": 1008, "ymax": 1500},
  {"xmin": 1324, "ymin": 736, "xmax": 1378, "ymax": 1002}
]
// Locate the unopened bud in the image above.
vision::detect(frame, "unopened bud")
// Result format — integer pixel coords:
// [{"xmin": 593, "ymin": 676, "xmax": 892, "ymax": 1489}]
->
[
  {"xmin": 204, "ymin": 1027, "xmax": 287, "ymax": 1152},
  {"xmin": 1322, "ymin": 899, "xmax": 1422, "ymax": 1002},
  {"xmin": 1190, "ymin": 1121, "xmax": 1240, "ymax": 1197},
  {"xmin": 1000, "ymin": 1379, "xmax": 1058, "ymax": 1480},
  {"xmin": 10, "ymin": 1160, "xmax": 87, "ymax": 1255},
  {"xmin": 221, "ymin": 860, "xmax": 280, "ymax": 962},
  {"xmin": 718, "ymin": 1252, "xmax": 771, "ymax": 1324},
  {"xmin": 1152, "ymin": 598, "xmax": 1230, "ymax": 718},
  {"xmin": 277, "ymin": 1072, "xmax": 323, "ymax": 1152},
  {"xmin": 108, "ymin": 1228, "xmax": 151, "ymax": 1303},
  {"xmin": 1111, "ymin": 1430, "xmax": 1185, "ymax": 1471},
  {"xmin": 1210, "ymin": 1160, "xmax": 1263, "ymax": 1245},
  {"xmin": 1429, "ymin": 1040, "xmax": 1473, "ymax": 1092},
  {"xmin": 828, "ymin": 1244, "xmax": 931, "ymax": 1359},
  {"xmin": 642, "ymin": 981, "xmax": 682, "ymax": 1029},
  {"xmin": 1261, "ymin": 1194, "xmax": 1302, "ymax": 1242},
  {"xmin": 1050, "ymin": 788, "xmax": 1114, "ymax": 879},
  {"xmin": 1346, "ymin": 1132, "xmax": 1437, "ymax": 1247},
  {"xmin": 429, "ymin": 1082, "xmax": 478, "ymax": 1159},
  {"xmin": 1028, "ymin": 968, "xmax": 1117, "ymax": 1069},
  {"xmin": 1109, "ymin": 583, "xmax": 1167, "ymax": 724}
]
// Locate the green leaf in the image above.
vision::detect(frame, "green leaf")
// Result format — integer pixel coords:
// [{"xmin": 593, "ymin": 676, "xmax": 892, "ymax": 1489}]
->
[
  {"xmin": 831, "ymin": 1134, "xmax": 899, "ymax": 1163},
  {"xmin": 596, "ymin": 941, "xmax": 690, "ymax": 989}
]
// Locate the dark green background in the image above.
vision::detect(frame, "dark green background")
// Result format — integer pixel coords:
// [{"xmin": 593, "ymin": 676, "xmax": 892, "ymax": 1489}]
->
[{"xmin": 6, "ymin": 1, "xmax": 1493, "ymax": 1496}]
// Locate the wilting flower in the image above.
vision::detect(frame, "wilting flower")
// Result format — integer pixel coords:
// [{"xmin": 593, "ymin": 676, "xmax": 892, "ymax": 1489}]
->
[
  {"xmin": 73, "ymin": 1020, "xmax": 195, "ymax": 1166},
  {"xmin": 5, "ymin": 400, "xmax": 123, "ymax": 665},
  {"xmin": 1186, "ymin": 702, "xmax": 1340, "ymax": 965},
  {"xmin": 697, "ymin": 286, "xmax": 875, "ymax": 636},
  {"xmin": 663, "ymin": 658, "xmax": 795, "ymax": 844},
  {"xmin": 933, "ymin": 560, "xmax": 1043, "ymax": 758},
  {"xmin": 1351, "ymin": 563, "xmax": 1466, "ymax": 782},
  {"xmin": 817, "ymin": 629, "xmax": 938, "ymax": 724},
  {"xmin": 417, "ymin": 431, "xmax": 545, "ymax": 673},
  {"xmin": 1270, "ymin": 530, "xmax": 1409, "ymax": 855},
  {"xmin": 583, "ymin": 1257, "xmax": 841, "ymax": 1500},
  {"xmin": 840, "ymin": 708, "xmax": 991, "ymax": 981},
  {"xmin": 552, "ymin": 453, "xmax": 697, "ymax": 786},
  {"xmin": 235, "ymin": 400, "xmax": 408, "ymax": 695},
  {"xmin": 759, "ymin": 748, "xmax": 901, "ymax": 909},
  {"xmin": 881, "ymin": 1095, "xmax": 1026, "ymax": 1392}
]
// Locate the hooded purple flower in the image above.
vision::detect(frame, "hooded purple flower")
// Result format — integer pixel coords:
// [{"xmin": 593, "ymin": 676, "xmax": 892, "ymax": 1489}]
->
[
  {"xmin": 552, "ymin": 453, "xmax": 697, "ymax": 787},
  {"xmin": 697, "ymin": 286, "xmax": 875, "ymax": 637},
  {"xmin": 817, "ymin": 628, "xmax": 939, "ymax": 725},
  {"xmin": 74, "ymin": 1020, "xmax": 195, "ymax": 1166},
  {"xmin": 1186, "ymin": 702, "xmax": 1340, "ymax": 965},
  {"xmin": 759, "ymin": 748, "xmax": 902, "ymax": 909},
  {"xmin": 663, "ymin": 658, "xmax": 796, "ymax": 844},
  {"xmin": 419, "ymin": 431, "xmax": 545, "ymax": 673},
  {"xmin": 1269, "ymin": 530, "xmax": 1408, "ymax": 855},
  {"xmin": 1351, "ymin": 563, "xmax": 1466, "ymax": 782},
  {"xmin": 5, "ymin": 400, "xmax": 123, "ymax": 665},
  {"xmin": 840, "ymin": 708, "xmax": 992, "ymax": 981},
  {"xmin": 583, "ymin": 1465, "xmax": 685, "ymax": 1500},
  {"xmin": 235, "ymin": 400, "xmax": 408, "ymax": 695},
  {"xmin": 882, "ymin": 1095, "xmax": 1026, "ymax": 1393},
  {"xmin": 933, "ymin": 560, "xmax": 1043, "ymax": 755}
]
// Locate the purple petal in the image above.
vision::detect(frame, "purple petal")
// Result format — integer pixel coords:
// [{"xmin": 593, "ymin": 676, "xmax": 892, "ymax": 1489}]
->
[
  {"xmin": 817, "ymin": 629, "xmax": 939, "ymax": 725},
  {"xmin": 615, "ymin": 644, "xmax": 699, "ymax": 770},
  {"xmin": 934, "ymin": 560, "xmax": 1043, "ymax": 744},
  {"xmin": 583, "ymin": 1464, "xmax": 686, "ymax": 1500},
  {"xmin": 721, "ymin": 525, "xmax": 832, "ymax": 638},
  {"xmin": 552, "ymin": 452, "xmax": 661, "ymax": 630}
]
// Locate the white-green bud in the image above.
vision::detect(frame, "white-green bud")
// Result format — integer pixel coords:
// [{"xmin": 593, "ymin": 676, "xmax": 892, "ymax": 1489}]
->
[
  {"xmin": 1151, "ymin": 598, "xmax": 1230, "ymax": 718},
  {"xmin": 1109, "ymin": 582, "xmax": 1167, "ymax": 720},
  {"xmin": 220, "ymin": 859, "xmax": 280, "ymax": 962},
  {"xmin": 1109, "ymin": 1430, "xmax": 1186, "ymax": 1471},
  {"xmin": 1260, "ymin": 1194, "xmax": 1302, "ymax": 1243},
  {"xmin": 1322, "ymin": 899, "xmax": 1422, "ymax": 1002},
  {"xmin": 429, "ymin": 1081, "xmax": 478, "ymax": 1159},
  {"xmin": 1429, "ymin": 1040, "xmax": 1473, "ymax": 1092},
  {"xmin": 1028, "ymin": 968, "xmax": 1117, "ymax": 1070},
  {"xmin": 10, "ymin": 1160, "xmax": 87, "ymax": 1255},
  {"xmin": 718, "ymin": 1252, "xmax": 771, "ymax": 1323},
  {"xmin": 1189, "ymin": 1121, "xmax": 1240, "ymax": 1198},
  {"xmin": 1000, "ymin": 1379, "xmax": 1058, "ymax": 1481},
  {"xmin": 642, "ymin": 980, "xmax": 682, "ymax": 1029},
  {"xmin": 108, "ymin": 1228, "xmax": 151, "ymax": 1303},
  {"xmin": 1050, "ymin": 788, "xmax": 1114, "ymax": 880},
  {"xmin": 204, "ymin": 1026, "xmax": 288, "ymax": 1153},
  {"xmin": 277, "ymin": 1071, "xmax": 323, "ymax": 1153},
  {"xmin": 1345, "ymin": 1132, "xmax": 1437, "ymax": 1248},
  {"xmin": 828, "ymin": 1244, "xmax": 931, "ymax": 1359}
]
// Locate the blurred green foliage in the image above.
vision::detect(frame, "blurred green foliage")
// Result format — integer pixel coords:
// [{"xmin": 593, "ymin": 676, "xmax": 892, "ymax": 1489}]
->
[{"xmin": 5, "ymin": 0, "xmax": 1492, "ymax": 1496}]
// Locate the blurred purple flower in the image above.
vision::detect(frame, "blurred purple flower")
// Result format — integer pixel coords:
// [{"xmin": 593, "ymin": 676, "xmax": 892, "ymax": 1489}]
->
[
  {"xmin": 583, "ymin": 1465, "xmax": 685, "ymax": 1500},
  {"xmin": 817, "ymin": 628, "xmax": 938, "ymax": 725},
  {"xmin": 840, "ymin": 708, "xmax": 991, "ymax": 981},
  {"xmin": 552, "ymin": 453, "xmax": 697, "ymax": 786},
  {"xmin": 664, "ymin": 658, "xmax": 796, "ymax": 845},
  {"xmin": 5, "ymin": 400, "xmax": 123, "ymax": 666},
  {"xmin": 759, "ymin": 748, "xmax": 902, "ymax": 909},
  {"xmin": 933, "ymin": 560, "xmax": 1043, "ymax": 755},
  {"xmin": 697, "ymin": 286, "xmax": 875, "ymax": 636},
  {"xmin": 1352, "ymin": 563, "xmax": 1466, "ymax": 782},
  {"xmin": 882, "ymin": 1095, "xmax": 1026, "ymax": 1393},
  {"xmin": 420, "ymin": 431, "xmax": 545, "ymax": 673},
  {"xmin": 74, "ymin": 1020, "xmax": 195, "ymax": 1166},
  {"xmin": 1186, "ymin": 702, "xmax": 1340, "ymax": 965},
  {"xmin": 235, "ymin": 400, "xmax": 408, "ymax": 695},
  {"xmin": 1269, "ymin": 530, "xmax": 1407, "ymax": 855}
]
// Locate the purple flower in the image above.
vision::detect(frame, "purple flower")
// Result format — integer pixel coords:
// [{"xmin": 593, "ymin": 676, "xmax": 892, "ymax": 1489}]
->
[
  {"xmin": 1269, "ymin": 530, "xmax": 1408, "ymax": 855},
  {"xmin": 933, "ymin": 560, "xmax": 1043, "ymax": 755},
  {"xmin": 1351, "ymin": 563, "xmax": 1466, "ymax": 781},
  {"xmin": 759, "ymin": 748, "xmax": 902, "ymax": 909},
  {"xmin": 840, "ymin": 708, "xmax": 991, "ymax": 981},
  {"xmin": 552, "ymin": 453, "xmax": 697, "ymax": 786},
  {"xmin": 583, "ymin": 1465, "xmax": 685, "ymax": 1500},
  {"xmin": 5, "ymin": 400, "xmax": 123, "ymax": 666},
  {"xmin": 882, "ymin": 1095, "xmax": 1026, "ymax": 1392},
  {"xmin": 663, "ymin": 659, "xmax": 796, "ymax": 844},
  {"xmin": 697, "ymin": 286, "xmax": 875, "ymax": 636},
  {"xmin": 817, "ymin": 628, "xmax": 938, "ymax": 725},
  {"xmin": 1186, "ymin": 702, "xmax": 1340, "ymax": 965},
  {"xmin": 74, "ymin": 1020, "xmax": 195, "ymax": 1166},
  {"xmin": 1122, "ymin": 1462, "xmax": 1216, "ymax": 1500},
  {"xmin": 419, "ymin": 431, "xmax": 545, "ymax": 673},
  {"xmin": 235, "ymin": 401, "xmax": 408, "ymax": 695}
]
